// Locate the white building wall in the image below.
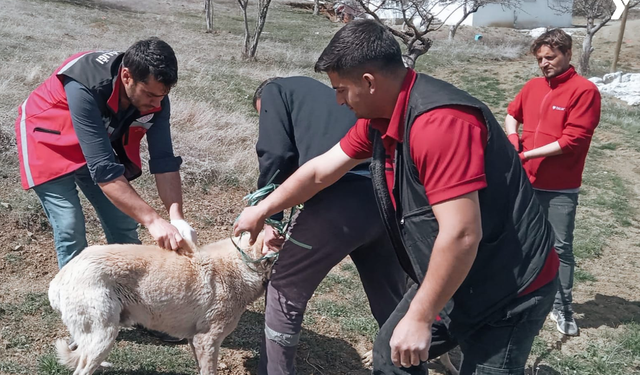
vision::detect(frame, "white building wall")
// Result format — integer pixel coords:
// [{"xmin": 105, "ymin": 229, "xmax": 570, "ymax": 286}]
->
[
  {"xmin": 472, "ymin": 0, "xmax": 573, "ymax": 28},
  {"xmin": 411, "ymin": 0, "xmax": 573, "ymax": 29},
  {"xmin": 431, "ymin": 3, "xmax": 475, "ymax": 26}
]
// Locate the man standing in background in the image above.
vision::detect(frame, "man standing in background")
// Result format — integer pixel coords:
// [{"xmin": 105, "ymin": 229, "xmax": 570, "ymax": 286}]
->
[{"xmin": 505, "ymin": 28, "xmax": 601, "ymax": 336}]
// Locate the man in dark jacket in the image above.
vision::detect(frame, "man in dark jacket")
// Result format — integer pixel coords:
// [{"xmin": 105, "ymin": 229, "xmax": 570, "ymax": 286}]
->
[
  {"xmin": 252, "ymin": 76, "xmax": 406, "ymax": 374},
  {"xmin": 236, "ymin": 21, "xmax": 559, "ymax": 374}
]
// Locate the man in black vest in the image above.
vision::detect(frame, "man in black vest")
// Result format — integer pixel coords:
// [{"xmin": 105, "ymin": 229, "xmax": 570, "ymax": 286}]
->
[
  {"xmin": 17, "ymin": 38, "xmax": 196, "ymax": 271},
  {"xmin": 252, "ymin": 76, "xmax": 406, "ymax": 374},
  {"xmin": 235, "ymin": 20, "xmax": 559, "ymax": 374},
  {"xmin": 17, "ymin": 38, "xmax": 196, "ymax": 344}
]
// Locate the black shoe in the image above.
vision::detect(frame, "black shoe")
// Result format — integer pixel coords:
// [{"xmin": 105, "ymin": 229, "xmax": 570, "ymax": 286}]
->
[{"xmin": 134, "ymin": 324, "xmax": 187, "ymax": 344}]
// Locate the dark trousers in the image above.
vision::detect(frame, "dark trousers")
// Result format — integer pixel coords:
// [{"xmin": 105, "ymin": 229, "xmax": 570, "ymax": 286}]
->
[
  {"xmin": 373, "ymin": 278, "xmax": 557, "ymax": 375},
  {"xmin": 535, "ymin": 190, "xmax": 579, "ymax": 314},
  {"xmin": 258, "ymin": 176, "xmax": 407, "ymax": 375}
]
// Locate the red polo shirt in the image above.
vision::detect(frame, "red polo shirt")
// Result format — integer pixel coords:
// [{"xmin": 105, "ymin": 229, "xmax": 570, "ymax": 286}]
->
[
  {"xmin": 340, "ymin": 69, "xmax": 557, "ymax": 296},
  {"xmin": 340, "ymin": 69, "xmax": 488, "ymax": 206}
]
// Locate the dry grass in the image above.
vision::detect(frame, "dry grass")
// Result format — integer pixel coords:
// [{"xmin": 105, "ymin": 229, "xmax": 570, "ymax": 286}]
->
[
  {"xmin": 1, "ymin": 0, "xmax": 639, "ymax": 374},
  {"xmin": 0, "ymin": 0, "xmax": 343, "ymax": 191}
]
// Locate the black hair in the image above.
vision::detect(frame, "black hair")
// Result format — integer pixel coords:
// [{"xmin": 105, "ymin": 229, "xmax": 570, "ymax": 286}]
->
[
  {"xmin": 314, "ymin": 19, "xmax": 404, "ymax": 78},
  {"xmin": 123, "ymin": 37, "xmax": 178, "ymax": 88},
  {"xmin": 252, "ymin": 77, "xmax": 282, "ymax": 110}
]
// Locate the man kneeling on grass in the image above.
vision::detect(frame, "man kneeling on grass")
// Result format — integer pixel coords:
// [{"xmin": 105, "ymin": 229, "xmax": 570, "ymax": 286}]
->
[{"xmin": 234, "ymin": 19, "xmax": 560, "ymax": 374}]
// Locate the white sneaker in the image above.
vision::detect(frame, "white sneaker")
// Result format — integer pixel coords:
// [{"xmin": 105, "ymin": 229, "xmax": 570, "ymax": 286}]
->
[{"xmin": 550, "ymin": 309, "xmax": 579, "ymax": 336}]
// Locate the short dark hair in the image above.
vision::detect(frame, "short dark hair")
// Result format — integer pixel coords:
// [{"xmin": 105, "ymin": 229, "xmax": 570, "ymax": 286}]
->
[
  {"xmin": 252, "ymin": 77, "xmax": 282, "ymax": 110},
  {"xmin": 531, "ymin": 29, "xmax": 572, "ymax": 56},
  {"xmin": 123, "ymin": 37, "xmax": 178, "ymax": 88},
  {"xmin": 314, "ymin": 19, "xmax": 404, "ymax": 78}
]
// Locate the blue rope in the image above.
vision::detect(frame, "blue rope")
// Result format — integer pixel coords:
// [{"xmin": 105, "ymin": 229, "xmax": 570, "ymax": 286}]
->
[{"xmin": 232, "ymin": 171, "xmax": 312, "ymax": 268}]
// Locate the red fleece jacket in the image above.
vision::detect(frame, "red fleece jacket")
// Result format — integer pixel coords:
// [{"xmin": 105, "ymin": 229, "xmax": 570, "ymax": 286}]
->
[{"xmin": 508, "ymin": 66, "xmax": 601, "ymax": 190}]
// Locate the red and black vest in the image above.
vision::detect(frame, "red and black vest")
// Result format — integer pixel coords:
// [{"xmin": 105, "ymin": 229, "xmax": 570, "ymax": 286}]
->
[
  {"xmin": 370, "ymin": 73, "xmax": 555, "ymax": 338},
  {"xmin": 15, "ymin": 51, "xmax": 160, "ymax": 189}
]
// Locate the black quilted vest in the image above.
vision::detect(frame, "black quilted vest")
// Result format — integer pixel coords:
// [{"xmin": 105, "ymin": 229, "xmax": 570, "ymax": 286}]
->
[{"xmin": 370, "ymin": 73, "xmax": 554, "ymax": 337}]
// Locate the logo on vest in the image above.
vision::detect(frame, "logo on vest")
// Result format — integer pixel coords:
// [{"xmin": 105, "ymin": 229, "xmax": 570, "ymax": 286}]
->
[
  {"xmin": 96, "ymin": 51, "xmax": 120, "ymax": 65},
  {"xmin": 552, "ymin": 105, "xmax": 566, "ymax": 111},
  {"xmin": 136, "ymin": 114, "xmax": 154, "ymax": 123}
]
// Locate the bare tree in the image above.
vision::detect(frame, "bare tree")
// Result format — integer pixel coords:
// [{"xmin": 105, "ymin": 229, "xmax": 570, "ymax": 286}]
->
[
  {"xmin": 353, "ymin": 0, "xmax": 518, "ymax": 67},
  {"xmin": 355, "ymin": 0, "xmax": 439, "ymax": 68},
  {"xmin": 552, "ymin": 0, "xmax": 638, "ymax": 75},
  {"xmin": 205, "ymin": 0, "xmax": 214, "ymax": 33},
  {"xmin": 314, "ymin": 0, "xmax": 320, "ymax": 15},
  {"xmin": 237, "ymin": 0, "xmax": 273, "ymax": 60}
]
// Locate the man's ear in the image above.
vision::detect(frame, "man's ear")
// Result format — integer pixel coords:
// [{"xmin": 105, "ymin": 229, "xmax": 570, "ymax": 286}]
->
[
  {"xmin": 363, "ymin": 73, "xmax": 376, "ymax": 94},
  {"xmin": 121, "ymin": 67, "xmax": 132, "ymax": 85}
]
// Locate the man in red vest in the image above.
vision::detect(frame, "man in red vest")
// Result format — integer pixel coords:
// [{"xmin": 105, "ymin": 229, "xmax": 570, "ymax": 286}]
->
[
  {"xmin": 505, "ymin": 29, "xmax": 601, "ymax": 336},
  {"xmin": 15, "ymin": 38, "xmax": 196, "ymax": 270}
]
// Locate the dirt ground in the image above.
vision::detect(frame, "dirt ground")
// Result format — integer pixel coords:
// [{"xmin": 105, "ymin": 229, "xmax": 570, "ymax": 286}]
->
[{"xmin": 1, "ymin": 3, "xmax": 639, "ymax": 374}]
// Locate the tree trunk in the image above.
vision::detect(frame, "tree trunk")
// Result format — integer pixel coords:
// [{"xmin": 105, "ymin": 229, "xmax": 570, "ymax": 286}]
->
[
  {"xmin": 403, "ymin": 38, "xmax": 431, "ymax": 68},
  {"xmin": 448, "ymin": 25, "xmax": 456, "ymax": 40},
  {"xmin": 248, "ymin": 0, "xmax": 272, "ymax": 59},
  {"xmin": 611, "ymin": 3, "xmax": 629, "ymax": 73},
  {"xmin": 579, "ymin": 20, "xmax": 595, "ymax": 75},
  {"xmin": 238, "ymin": 0, "xmax": 251, "ymax": 59},
  {"xmin": 205, "ymin": 0, "xmax": 214, "ymax": 33},
  {"xmin": 313, "ymin": 0, "xmax": 320, "ymax": 15},
  {"xmin": 579, "ymin": 33, "xmax": 594, "ymax": 76}
]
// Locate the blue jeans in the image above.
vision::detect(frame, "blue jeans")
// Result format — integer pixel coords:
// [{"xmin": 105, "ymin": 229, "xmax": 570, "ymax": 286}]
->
[{"xmin": 33, "ymin": 166, "xmax": 140, "ymax": 268}]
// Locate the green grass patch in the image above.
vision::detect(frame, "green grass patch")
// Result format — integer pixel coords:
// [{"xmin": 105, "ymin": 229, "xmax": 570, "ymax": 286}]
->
[
  {"xmin": 530, "ymin": 336, "xmax": 548, "ymax": 356},
  {"xmin": 35, "ymin": 343, "xmax": 198, "ymax": 375},
  {"xmin": 572, "ymin": 102, "xmax": 636, "ymax": 261},
  {"xmin": 574, "ymin": 268, "xmax": 597, "ymax": 283},
  {"xmin": 4, "ymin": 252, "xmax": 22, "ymax": 264},
  {"xmin": 458, "ymin": 75, "xmax": 506, "ymax": 108},
  {"xmin": 103, "ymin": 344, "xmax": 197, "ymax": 373},
  {"xmin": 621, "ymin": 322, "xmax": 640, "ymax": 357},
  {"xmin": 308, "ymin": 262, "xmax": 378, "ymax": 341},
  {"xmin": 581, "ymin": 159, "xmax": 633, "ymax": 227},
  {"xmin": 0, "ymin": 292, "xmax": 55, "ymax": 320},
  {"xmin": 541, "ymin": 325, "xmax": 640, "ymax": 375},
  {"xmin": 599, "ymin": 99, "xmax": 640, "ymax": 152},
  {"xmin": 0, "ymin": 361, "xmax": 31, "ymax": 374},
  {"xmin": 595, "ymin": 142, "xmax": 619, "ymax": 150},
  {"xmin": 37, "ymin": 353, "xmax": 69, "ymax": 375}
]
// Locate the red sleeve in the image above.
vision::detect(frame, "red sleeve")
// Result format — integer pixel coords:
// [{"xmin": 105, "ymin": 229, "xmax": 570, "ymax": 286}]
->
[
  {"xmin": 339, "ymin": 118, "xmax": 373, "ymax": 159},
  {"xmin": 409, "ymin": 106, "xmax": 488, "ymax": 205},
  {"xmin": 557, "ymin": 86, "xmax": 601, "ymax": 154},
  {"xmin": 507, "ymin": 89, "xmax": 525, "ymax": 123}
]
